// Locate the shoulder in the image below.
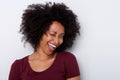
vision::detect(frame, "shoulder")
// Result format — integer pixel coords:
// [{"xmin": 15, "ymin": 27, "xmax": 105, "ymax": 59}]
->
[
  {"xmin": 14, "ymin": 56, "xmax": 28, "ymax": 64},
  {"xmin": 58, "ymin": 51, "xmax": 76, "ymax": 59},
  {"xmin": 57, "ymin": 51, "xmax": 78, "ymax": 63},
  {"xmin": 9, "ymin": 56, "xmax": 28, "ymax": 80},
  {"xmin": 11, "ymin": 56, "xmax": 28, "ymax": 69},
  {"xmin": 58, "ymin": 51, "xmax": 80, "ymax": 78}
]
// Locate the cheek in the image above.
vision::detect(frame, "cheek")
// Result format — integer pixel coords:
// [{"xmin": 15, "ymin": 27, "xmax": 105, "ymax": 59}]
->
[{"xmin": 59, "ymin": 39, "xmax": 63, "ymax": 45}]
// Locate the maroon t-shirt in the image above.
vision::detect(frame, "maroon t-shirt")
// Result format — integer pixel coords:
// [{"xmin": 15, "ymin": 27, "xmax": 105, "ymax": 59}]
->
[{"xmin": 9, "ymin": 51, "xmax": 80, "ymax": 80}]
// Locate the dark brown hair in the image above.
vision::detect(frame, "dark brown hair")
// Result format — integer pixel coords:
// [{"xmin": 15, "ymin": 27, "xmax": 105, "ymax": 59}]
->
[{"xmin": 20, "ymin": 2, "xmax": 80, "ymax": 52}]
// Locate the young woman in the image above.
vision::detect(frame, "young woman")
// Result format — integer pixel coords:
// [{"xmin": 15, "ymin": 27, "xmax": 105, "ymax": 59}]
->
[{"xmin": 9, "ymin": 2, "xmax": 80, "ymax": 80}]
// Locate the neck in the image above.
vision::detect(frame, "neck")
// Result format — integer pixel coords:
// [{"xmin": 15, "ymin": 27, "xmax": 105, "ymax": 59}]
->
[{"xmin": 33, "ymin": 50, "xmax": 55, "ymax": 60}]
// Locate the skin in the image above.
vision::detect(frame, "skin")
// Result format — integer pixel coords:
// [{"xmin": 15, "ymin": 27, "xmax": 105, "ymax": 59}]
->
[
  {"xmin": 29, "ymin": 21, "xmax": 64, "ymax": 72},
  {"xmin": 28, "ymin": 21, "xmax": 80, "ymax": 80}
]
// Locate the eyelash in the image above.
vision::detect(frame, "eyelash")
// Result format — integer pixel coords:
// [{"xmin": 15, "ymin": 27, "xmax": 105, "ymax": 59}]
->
[
  {"xmin": 50, "ymin": 34, "xmax": 56, "ymax": 36},
  {"xmin": 50, "ymin": 34, "xmax": 64, "ymax": 39}
]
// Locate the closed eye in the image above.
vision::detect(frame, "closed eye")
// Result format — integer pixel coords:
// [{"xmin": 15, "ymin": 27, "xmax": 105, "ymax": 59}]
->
[
  {"xmin": 59, "ymin": 35, "xmax": 64, "ymax": 39},
  {"xmin": 50, "ymin": 34, "xmax": 56, "ymax": 36}
]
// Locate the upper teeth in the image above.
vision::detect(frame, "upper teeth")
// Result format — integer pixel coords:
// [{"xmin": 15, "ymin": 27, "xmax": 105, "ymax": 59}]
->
[{"xmin": 48, "ymin": 43, "xmax": 56, "ymax": 48}]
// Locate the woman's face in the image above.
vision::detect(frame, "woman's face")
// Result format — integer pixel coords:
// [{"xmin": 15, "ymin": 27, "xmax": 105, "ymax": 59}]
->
[{"xmin": 37, "ymin": 21, "xmax": 65, "ymax": 55}]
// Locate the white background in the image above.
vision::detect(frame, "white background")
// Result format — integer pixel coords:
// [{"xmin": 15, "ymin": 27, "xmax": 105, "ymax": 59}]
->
[{"xmin": 0, "ymin": 0, "xmax": 120, "ymax": 80}]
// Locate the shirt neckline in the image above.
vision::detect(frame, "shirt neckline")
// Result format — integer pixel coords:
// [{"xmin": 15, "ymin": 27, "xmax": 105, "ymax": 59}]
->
[{"xmin": 26, "ymin": 52, "xmax": 59, "ymax": 74}]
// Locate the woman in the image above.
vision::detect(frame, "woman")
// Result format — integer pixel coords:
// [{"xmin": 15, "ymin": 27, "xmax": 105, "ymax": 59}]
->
[{"xmin": 9, "ymin": 2, "xmax": 80, "ymax": 80}]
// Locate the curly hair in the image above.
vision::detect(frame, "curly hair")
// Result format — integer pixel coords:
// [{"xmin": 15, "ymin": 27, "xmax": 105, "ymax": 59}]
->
[{"xmin": 20, "ymin": 2, "xmax": 80, "ymax": 52}]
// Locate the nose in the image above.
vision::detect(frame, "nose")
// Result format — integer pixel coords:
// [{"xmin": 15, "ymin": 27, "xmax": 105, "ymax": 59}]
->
[{"xmin": 54, "ymin": 37, "xmax": 59, "ymax": 45}]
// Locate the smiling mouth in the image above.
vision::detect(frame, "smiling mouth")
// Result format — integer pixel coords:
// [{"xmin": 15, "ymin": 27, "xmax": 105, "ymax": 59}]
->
[{"xmin": 48, "ymin": 43, "xmax": 57, "ymax": 49}]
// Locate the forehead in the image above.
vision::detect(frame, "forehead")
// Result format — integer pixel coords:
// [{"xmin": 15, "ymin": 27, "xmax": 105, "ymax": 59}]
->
[{"xmin": 48, "ymin": 21, "xmax": 65, "ymax": 33}]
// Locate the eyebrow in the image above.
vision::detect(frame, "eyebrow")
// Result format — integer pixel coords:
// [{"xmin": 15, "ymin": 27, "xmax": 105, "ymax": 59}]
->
[{"xmin": 49, "ymin": 31, "xmax": 65, "ymax": 34}]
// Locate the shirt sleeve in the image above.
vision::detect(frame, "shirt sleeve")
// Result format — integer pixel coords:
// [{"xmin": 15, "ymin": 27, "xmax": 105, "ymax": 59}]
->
[
  {"xmin": 64, "ymin": 53, "xmax": 80, "ymax": 78},
  {"xmin": 9, "ymin": 60, "xmax": 21, "ymax": 80}
]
